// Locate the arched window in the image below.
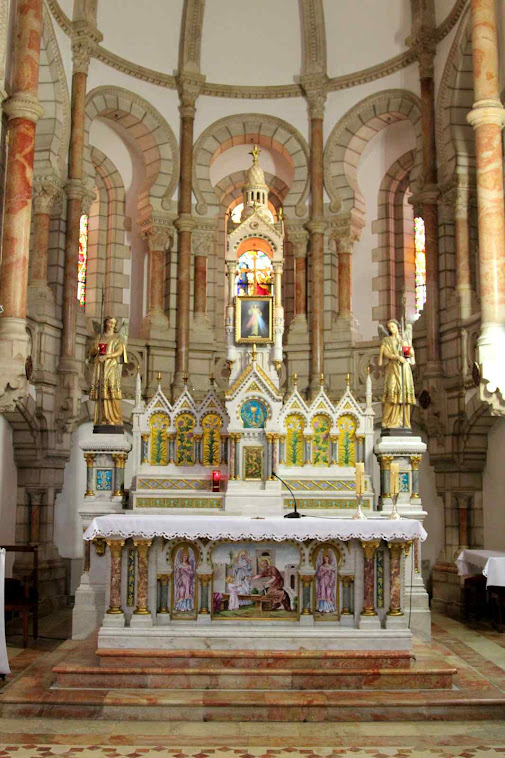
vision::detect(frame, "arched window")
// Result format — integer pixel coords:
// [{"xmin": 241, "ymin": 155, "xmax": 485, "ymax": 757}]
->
[
  {"xmin": 414, "ymin": 216, "xmax": 427, "ymax": 316},
  {"xmin": 77, "ymin": 213, "xmax": 89, "ymax": 306}
]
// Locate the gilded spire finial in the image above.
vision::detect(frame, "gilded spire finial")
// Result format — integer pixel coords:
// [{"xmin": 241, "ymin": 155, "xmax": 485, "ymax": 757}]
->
[
  {"xmin": 249, "ymin": 144, "xmax": 260, "ymax": 165},
  {"xmin": 251, "ymin": 343, "xmax": 257, "ymax": 362},
  {"xmin": 209, "ymin": 372, "xmax": 215, "ymax": 387},
  {"xmin": 320, "ymin": 372, "xmax": 325, "ymax": 386},
  {"xmin": 367, "ymin": 365, "xmax": 371, "ymax": 375},
  {"xmin": 183, "ymin": 371, "xmax": 188, "ymax": 386},
  {"xmin": 156, "ymin": 372, "xmax": 161, "ymax": 382},
  {"xmin": 293, "ymin": 372, "xmax": 298, "ymax": 387},
  {"xmin": 346, "ymin": 372, "xmax": 351, "ymax": 388}
]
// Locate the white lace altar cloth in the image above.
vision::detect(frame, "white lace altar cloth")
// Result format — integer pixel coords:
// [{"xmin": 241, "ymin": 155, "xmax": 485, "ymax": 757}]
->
[{"xmin": 84, "ymin": 514, "xmax": 427, "ymax": 543}]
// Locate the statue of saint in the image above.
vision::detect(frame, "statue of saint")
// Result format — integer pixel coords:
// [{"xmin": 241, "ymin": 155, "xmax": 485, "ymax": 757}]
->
[
  {"xmin": 89, "ymin": 316, "xmax": 127, "ymax": 428},
  {"xmin": 378, "ymin": 318, "xmax": 416, "ymax": 429}
]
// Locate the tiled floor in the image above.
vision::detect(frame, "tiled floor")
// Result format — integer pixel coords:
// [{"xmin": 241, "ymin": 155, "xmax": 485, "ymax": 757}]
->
[{"xmin": 0, "ymin": 611, "xmax": 504, "ymax": 756}]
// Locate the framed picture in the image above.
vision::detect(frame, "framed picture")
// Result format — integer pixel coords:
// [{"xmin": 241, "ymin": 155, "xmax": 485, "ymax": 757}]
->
[
  {"xmin": 243, "ymin": 446, "xmax": 264, "ymax": 481},
  {"xmin": 235, "ymin": 296, "xmax": 273, "ymax": 344}
]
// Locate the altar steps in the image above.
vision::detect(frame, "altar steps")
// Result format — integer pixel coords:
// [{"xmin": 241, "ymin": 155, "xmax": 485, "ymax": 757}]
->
[{"xmin": 2, "ymin": 639, "xmax": 505, "ymax": 722}]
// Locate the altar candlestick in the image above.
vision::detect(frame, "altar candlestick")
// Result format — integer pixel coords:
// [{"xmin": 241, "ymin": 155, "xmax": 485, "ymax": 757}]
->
[
  {"xmin": 355, "ymin": 462, "xmax": 365, "ymax": 496},
  {"xmin": 390, "ymin": 463, "xmax": 400, "ymax": 496}
]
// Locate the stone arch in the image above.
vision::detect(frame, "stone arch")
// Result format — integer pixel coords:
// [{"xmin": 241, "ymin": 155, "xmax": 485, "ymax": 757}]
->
[
  {"xmin": 193, "ymin": 114, "xmax": 310, "ymax": 218},
  {"xmin": 84, "ymin": 86, "xmax": 179, "ymax": 219},
  {"xmin": 436, "ymin": 6, "xmax": 474, "ymax": 185},
  {"xmin": 35, "ymin": 5, "xmax": 71, "ymax": 176},
  {"xmin": 324, "ymin": 89, "xmax": 422, "ymax": 216},
  {"xmin": 372, "ymin": 150, "xmax": 415, "ymax": 324},
  {"xmin": 89, "ymin": 146, "xmax": 129, "ymax": 320}
]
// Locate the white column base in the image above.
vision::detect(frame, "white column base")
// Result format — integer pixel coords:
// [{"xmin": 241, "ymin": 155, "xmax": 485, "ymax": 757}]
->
[
  {"xmin": 129, "ymin": 614, "xmax": 154, "ymax": 629},
  {"xmin": 102, "ymin": 613, "xmax": 126, "ymax": 628},
  {"xmin": 359, "ymin": 615, "xmax": 381, "ymax": 630}
]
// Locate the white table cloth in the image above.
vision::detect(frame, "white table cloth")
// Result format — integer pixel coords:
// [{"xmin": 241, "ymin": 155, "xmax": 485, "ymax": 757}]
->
[
  {"xmin": 456, "ymin": 549, "xmax": 505, "ymax": 588},
  {"xmin": 0, "ymin": 549, "xmax": 10, "ymax": 675},
  {"xmin": 84, "ymin": 514, "xmax": 427, "ymax": 543}
]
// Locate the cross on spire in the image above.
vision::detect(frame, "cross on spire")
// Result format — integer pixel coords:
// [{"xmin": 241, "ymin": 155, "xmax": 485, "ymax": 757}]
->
[{"xmin": 249, "ymin": 144, "xmax": 261, "ymax": 165}]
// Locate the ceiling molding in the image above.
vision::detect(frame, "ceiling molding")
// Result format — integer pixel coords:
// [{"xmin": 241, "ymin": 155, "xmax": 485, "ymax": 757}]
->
[{"xmin": 299, "ymin": 0, "xmax": 326, "ymax": 76}]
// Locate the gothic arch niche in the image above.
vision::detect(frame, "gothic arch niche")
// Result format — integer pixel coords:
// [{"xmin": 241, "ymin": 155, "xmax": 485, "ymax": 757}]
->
[
  {"xmin": 324, "ymin": 89, "xmax": 423, "ymax": 218},
  {"xmin": 373, "ymin": 150, "xmax": 416, "ymax": 325},
  {"xmin": 193, "ymin": 114, "xmax": 310, "ymax": 218}
]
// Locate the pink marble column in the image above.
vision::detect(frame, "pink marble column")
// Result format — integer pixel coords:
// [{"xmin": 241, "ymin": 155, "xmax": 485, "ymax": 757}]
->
[
  {"xmin": 360, "ymin": 540, "xmax": 380, "ymax": 616},
  {"xmin": 194, "ymin": 255, "xmax": 207, "ymax": 316},
  {"xmin": 454, "ymin": 183, "xmax": 473, "ymax": 319},
  {"xmin": 29, "ymin": 179, "xmax": 62, "ymax": 288},
  {"xmin": 106, "ymin": 539, "xmax": 125, "ymax": 614},
  {"xmin": 387, "ymin": 542, "xmax": 404, "ymax": 616},
  {"xmin": 338, "ymin": 250, "xmax": 352, "ymax": 317},
  {"xmin": 174, "ymin": 77, "xmax": 201, "ymax": 391},
  {"xmin": 133, "ymin": 539, "xmax": 152, "ymax": 615},
  {"xmin": 294, "ymin": 256, "xmax": 307, "ymax": 316},
  {"xmin": 142, "ymin": 224, "xmax": 171, "ymax": 334},
  {"xmin": 0, "ymin": 0, "xmax": 44, "ymax": 320},
  {"xmin": 467, "ymin": 0, "xmax": 505, "ymax": 336}
]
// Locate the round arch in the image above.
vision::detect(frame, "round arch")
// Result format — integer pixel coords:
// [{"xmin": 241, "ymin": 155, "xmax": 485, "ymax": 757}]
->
[
  {"xmin": 324, "ymin": 89, "xmax": 422, "ymax": 217},
  {"xmin": 193, "ymin": 114, "xmax": 310, "ymax": 218}
]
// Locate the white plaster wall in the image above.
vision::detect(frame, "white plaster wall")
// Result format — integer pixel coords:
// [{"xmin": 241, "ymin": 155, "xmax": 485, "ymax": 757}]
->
[
  {"xmin": 0, "ymin": 416, "xmax": 17, "ymax": 576},
  {"xmin": 354, "ymin": 119, "xmax": 416, "ymax": 340},
  {"xmin": 97, "ymin": 0, "xmax": 184, "ymax": 75},
  {"xmin": 325, "ymin": 0, "xmax": 410, "ymax": 78},
  {"xmin": 210, "ymin": 144, "xmax": 294, "ymax": 188},
  {"xmin": 89, "ymin": 118, "xmax": 133, "ymax": 193},
  {"xmin": 482, "ymin": 418, "xmax": 505, "ymax": 550},
  {"xmin": 201, "ymin": 0, "xmax": 301, "ymax": 86},
  {"xmin": 55, "ymin": 422, "xmax": 134, "ymax": 560}
]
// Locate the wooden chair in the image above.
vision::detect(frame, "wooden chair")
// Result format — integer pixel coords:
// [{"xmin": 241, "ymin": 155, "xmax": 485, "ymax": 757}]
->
[{"xmin": 2, "ymin": 545, "xmax": 38, "ymax": 648}]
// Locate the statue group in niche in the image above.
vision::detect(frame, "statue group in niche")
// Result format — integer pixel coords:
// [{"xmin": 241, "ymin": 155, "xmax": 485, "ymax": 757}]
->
[
  {"xmin": 89, "ymin": 316, "xmax": 128, "ymax": 429},
  {"xmin": 378, "ymin": 318, "xmax": 416, "ymax": 429}
]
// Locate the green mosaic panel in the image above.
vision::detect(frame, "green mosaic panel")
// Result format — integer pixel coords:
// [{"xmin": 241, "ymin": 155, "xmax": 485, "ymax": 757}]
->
[
  {"xmin": 138, "ymin": 478, "xmax": 212, "ymax": 491},
  {"xmin": 283, "ymin": 498, "xmax": 371, "ymax": 510},
  {"xmin": 136, "ymin": 497, "xmax": 223, "ymax": 509},
  {"xmin": 282, "ymin": 480, "xmax": 356, "ymax": 492},
  {"xmin": 376, "ymin": 549, "xmax": 384, "ymax": 608}
]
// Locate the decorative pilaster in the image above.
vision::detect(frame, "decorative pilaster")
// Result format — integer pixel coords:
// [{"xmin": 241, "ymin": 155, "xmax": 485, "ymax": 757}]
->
[
  {"xmin": 141, "ymin": 434, "xmax": 149, "ymax": 464},
  {"xmin": 29, "ymin": 175, "xmax": 64, "ymax": 305},
  {"xmin": 140, "ymin": 220, "xmax": 173, "ymax": 337},
  {"xmin": 133, "ymin": 539, "xmax": 152, "ymax": 615},
  {"xmin": 356, "ymin": 435, "xmax": 365, "ymax": 464},
  {"xmin": 158, "ymin": 574, "xmax": 170, "ymax": 614},
  {"xmin": 84, "ymin": 453, "xmax": 95, "ymax": 496},
  {"xmin": 379, "ymin": 455, "xmax": 394, "ymax": 499},
  {"xmin": 199, "ymin": 573, "xmax": 212, "ymax": 614},
  {"xmin": 360, "ymin": 540, "xmax": 381, "ymax": 616},
  {"xmin": 289, "ymin": 228, "xmax": 308, "ymax": 326},
  {"xmin": 111, "ymin": 453, "xmax": 127, "ymax": 498},
  {"xmin": 453, "ymin": 181, "xmax": 474, "ymax": 319},
  {"xmin": 466, "ymin": 0, "xmax": 505, "ymax": 409},
  {"xmin": 300, "ymin": 574, "xmax": 313, "ymax": 615},
  {"xmin": 387, "ymin": 542, "xmax": 405, "ymax": 616},
  {"xmin": 340, "ymin": 574, "xmax": 354, "ymax": 615},
  {"xmin": 410, "ymin": 455, "xmax": 422, "ymax": 499},
  {"xmin": 106, "ymin": 539, "xmax": 125, "ymax": 614},
  {"xmin": 27, "ymin": 489, "xmax": 45, "ymax": 544}
]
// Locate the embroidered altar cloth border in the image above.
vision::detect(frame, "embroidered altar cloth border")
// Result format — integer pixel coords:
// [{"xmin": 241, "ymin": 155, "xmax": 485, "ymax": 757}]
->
[{"xmin": 84, "ymin": 514, "xmax": 427, "ymax": 543}]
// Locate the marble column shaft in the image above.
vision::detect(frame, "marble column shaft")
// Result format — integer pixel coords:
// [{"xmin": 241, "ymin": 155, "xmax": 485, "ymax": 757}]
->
[
  {"xmin": 30, "ymin": 181, "xmax": 61, "ymax": 286},
  {"xmin": 300, "ymin": 575, "xmax": 312, "ymax": 615},
  {"xmin": 338, "ymin": 250, "xmax": 352, "ymax": 317},
  {"xmin": 454, "ymin": 185, "xmax": 473, "ymax": 318},
  {"xmin": 295, "ymin": 256, "xmax": 307, "ymax": 315},
  {"xmin": 106, "ymin": 539, "xmax": 125, "ymax": 614},
  {"xmin": 0, "ymin": 0, "xmax": 44, "ymax": 318},
  {"xmin": 467, "ymin": 0, "xmax": 505, "ymax": 327},
  {"xmin": 387, "ymin": 542, "xmax": 404, "ymax": 616},
  {"xmin": 146, "ymin": 232, "xmax": 169, "ymax": 318},
  {"xmin": 361, "ymin": 540, "xmax": 380, "ymax": 616},
  {"xmin": 307, "ymin": 102, "xmax": 325, "ymax": 389},
  {"xmin": 194, "ymin": 255, "xmax": 207, "ymax": 315},
  {"xmin": 133, "ymin": 539, "xmax": 152, "ymax": 614}
]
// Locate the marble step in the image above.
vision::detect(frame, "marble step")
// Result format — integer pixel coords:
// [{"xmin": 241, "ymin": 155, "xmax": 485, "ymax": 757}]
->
[
  {"xmin": 52, "ymin": 663, "xmax": 455, "ymax": 690},
  {"xmin": 3, "ymin": 686, "xmax": 505, "ymax": 722},
  {"xmin": 95, "ymin": 648, "xmax": 414, "ymax": 670}
]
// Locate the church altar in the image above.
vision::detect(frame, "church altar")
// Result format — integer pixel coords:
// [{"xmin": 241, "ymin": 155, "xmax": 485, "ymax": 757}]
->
[{"xmin": 73, "ymin": 148, "xmax": 431, "ymax": 653}]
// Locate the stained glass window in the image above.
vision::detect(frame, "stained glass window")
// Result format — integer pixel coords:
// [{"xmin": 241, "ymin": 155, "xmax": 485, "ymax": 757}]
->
[
  {"xmin": 414, "ymin": 216, "xmax": 426, "ymax": 315},
  {"xmin": 77, "ymin": 213, "xmax": 88, "ymax": 306},
  {"xmin": 236, "ymin": 249, "xmax": 273, "ymax": 296}
]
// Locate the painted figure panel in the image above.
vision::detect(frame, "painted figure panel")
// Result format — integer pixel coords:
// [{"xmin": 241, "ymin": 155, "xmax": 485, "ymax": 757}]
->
[
  {"xmin": 212, "ymin": 542, "xmax": 299, "ymax": 619},
  {"xmin": 172, "ymin": 544, "xmax": 197, "ymax": 618},
  {"xmin": 243, "ymin": 446, "xmax": 263, "ymax": 480},
  {"xmin": 149, "ymin": 412, "xmax": 170, "ymax": 466},
  {"xmin": 337, "ymin": 414, "xmax": 357, "ymax": 467},
  {"xmin": 311, "ymin": 414, "xmax": 330, "ymax": 466},
  {"xmin": 236, "ymin": 296, "xmax": 273, "ymax": 343},
  {"xmin": 241, "ymin": 399, "xmax": 268, "ymax": 428},
  {"xmin": 285, "ymin": 414, "xmax": 304, "ymax": 467},
  {"xmin": 314, "ymin": 545, "xmax": 339, "ymax": 619},
  {"xmin": 175, "ymin": 413, "xmax": 195, "ymax": 466},
  {"xmin": 202, "ymin": 413, "xmax": 222, "ymax": 466}
]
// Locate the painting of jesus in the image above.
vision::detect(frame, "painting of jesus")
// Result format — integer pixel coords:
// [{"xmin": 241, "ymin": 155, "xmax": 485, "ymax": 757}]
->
[{"xmin": 235, "ymin": 296, "xmax": 273, "ymax": 343}]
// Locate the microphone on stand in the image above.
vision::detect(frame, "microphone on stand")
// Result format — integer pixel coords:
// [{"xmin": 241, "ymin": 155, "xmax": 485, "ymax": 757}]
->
[{"xmin": 272, "ymin": 471, "xmax": 303, "ymax": 518}]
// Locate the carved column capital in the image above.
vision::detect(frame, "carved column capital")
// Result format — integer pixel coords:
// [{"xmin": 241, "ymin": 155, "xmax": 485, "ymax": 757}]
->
[
  {"xmin": 32, "ymin": 175, "xmax": 65, "ymax": 215},
  {"xmin": 106, "ymin": 538, "xmax": 125, "ymax": 559},
  {"xmin": 70, "ymin": 21, "xmax": 102, "ymax": 75},
  {"xmin": 177, "ymin": 73, "xmax": 205, "ymax": 118},
  {"xmin": 360, "ymin": 539, "xmax": 381, "ymax": 560},
  {"xmin": 300, "ymin": 75, "xmax": 328, "ymax": 119}
]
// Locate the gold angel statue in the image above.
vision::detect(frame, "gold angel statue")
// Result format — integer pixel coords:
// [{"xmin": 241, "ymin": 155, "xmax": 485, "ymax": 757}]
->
[
  {"xmin": 378, "ymin": 318, "xmax": 416, "ymax": 429},
  {"xmin": 89, "ymin": 316, "xmax": 128, "ymax": 428}
]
